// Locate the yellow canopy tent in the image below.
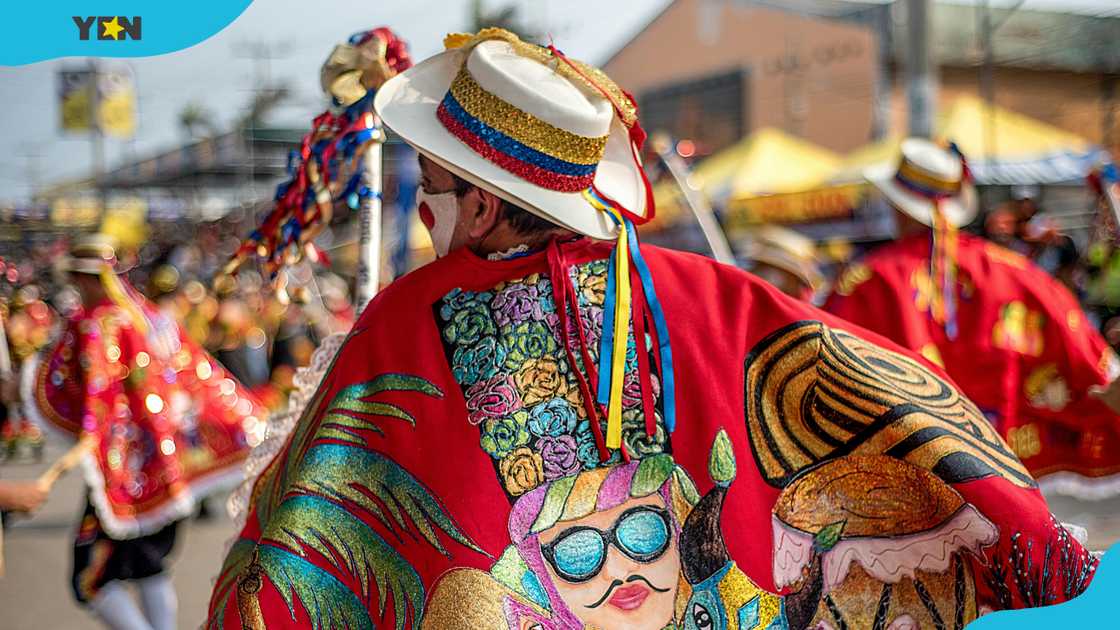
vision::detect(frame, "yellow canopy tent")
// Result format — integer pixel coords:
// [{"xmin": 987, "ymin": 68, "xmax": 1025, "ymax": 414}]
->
[
  {"xmin": 831, "ymin": 95, "xmax": 1106, "ymax": 186},
  {"xmin": 649, "ymin": 127, "xmax": 852, "ymax": 230}
]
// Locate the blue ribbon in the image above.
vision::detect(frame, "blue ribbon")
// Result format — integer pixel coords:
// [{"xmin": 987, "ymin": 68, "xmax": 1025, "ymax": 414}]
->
[
  {"xmin": 597, "ymin": 239, "xmax": 619, "ymax": 404},
  {"xmin": 592, "ymin": 194, "xmax": 676, "ymax": 433}
]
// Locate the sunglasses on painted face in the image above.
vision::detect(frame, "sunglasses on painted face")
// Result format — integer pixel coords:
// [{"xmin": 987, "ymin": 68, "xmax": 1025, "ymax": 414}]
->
[{"xmin": 539, "ymin": 505, "xmax": 672, "ymax": 584}]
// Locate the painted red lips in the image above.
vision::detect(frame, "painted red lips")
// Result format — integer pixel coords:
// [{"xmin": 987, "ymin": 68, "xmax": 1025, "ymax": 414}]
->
[{"xmin": 607, "ymin": 583, "xmax": 650, "ymax": 611}]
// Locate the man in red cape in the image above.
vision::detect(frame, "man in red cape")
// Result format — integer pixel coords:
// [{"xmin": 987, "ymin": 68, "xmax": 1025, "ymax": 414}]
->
[
  {"xmin": 824, "ymin": 139, "xmax": 1120, "ymax": 500},
  {"xmin": 208, "ymin": 31, "xmax": 1096, "ymax": 630},
  {"xmin": 11, "ymin": 235, "xmax": 263, "ymax": 629}
]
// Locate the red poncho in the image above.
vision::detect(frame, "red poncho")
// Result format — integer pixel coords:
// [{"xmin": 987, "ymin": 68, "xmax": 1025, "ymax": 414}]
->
[
  {"xmin": 825, "ymin": 232, "xmax": 1120, "ymax": 499},
  {"xmin": 23, "ymin": 287, "xmax": 263, "ymax": 539},
  {"xmin": 208, "ymin": 239, "xmax": 1094, "ymax": 630}
]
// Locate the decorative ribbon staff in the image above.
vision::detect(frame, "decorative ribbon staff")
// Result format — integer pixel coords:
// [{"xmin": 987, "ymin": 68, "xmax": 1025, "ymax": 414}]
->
[{"xmin": 223, "ymin": 27, "xmax": 412, "ymax": 311}]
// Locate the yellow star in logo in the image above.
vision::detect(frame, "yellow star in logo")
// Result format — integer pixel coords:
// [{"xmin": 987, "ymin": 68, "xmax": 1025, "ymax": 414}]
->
[{"xmin": 101, "ymin": 16, "xmax": 124, "ymax": 40}]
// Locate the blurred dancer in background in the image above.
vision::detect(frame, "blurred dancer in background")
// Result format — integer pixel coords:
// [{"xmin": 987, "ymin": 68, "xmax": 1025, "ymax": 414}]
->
[{"xmin": 3, "ymin": 235, "xmax": 264, "ymax": 630}]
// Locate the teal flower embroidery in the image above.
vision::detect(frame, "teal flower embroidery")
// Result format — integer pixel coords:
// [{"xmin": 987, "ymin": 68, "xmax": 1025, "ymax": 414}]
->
[
  {"xmin": 527, "ymin": 397, "xmax": 578, "ymax": 438},
  {"xmin": 452, "ymin": 337, "xmax": 507, "ymax": 387},
  {"xmin": 575, "ymin": 419, "xmax": 600, "ymax": 469},
  {"xmin": 480, "ymin": 411, "xmax": 531, "ymax": 459},
  {"xmin": 439, "ymin": 288, "xmax": 493, "ymax": 322}
]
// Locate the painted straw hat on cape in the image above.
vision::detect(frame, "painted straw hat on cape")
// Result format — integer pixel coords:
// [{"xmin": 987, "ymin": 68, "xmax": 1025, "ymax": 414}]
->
[{"xmin": 373, "ymin": 28, "xmax": 652, "ymax": 241}]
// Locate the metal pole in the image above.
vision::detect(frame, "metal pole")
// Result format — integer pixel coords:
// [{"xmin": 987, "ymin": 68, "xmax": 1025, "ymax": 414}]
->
[
  {"xmin": 906, "ymin": 0, "xmax": 935, "ymax": 139},
  {"xmin": 354, "ymin": 115, "xmax": 383, "ymax": 314},
  {"xmin": 980, "ymin": 1, "xmax": 996, "ymax": 162},
  {"xmin": 655, "ymin": 141, "xmax": 736, "ymax": 265}
]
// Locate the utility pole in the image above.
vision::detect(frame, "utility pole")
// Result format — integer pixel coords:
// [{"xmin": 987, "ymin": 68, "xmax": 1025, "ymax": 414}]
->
[
  {"xmin": 88, "ymin": 58, "xmax": 107, "ymax": 221},
  {"xmin": 233, "ymin": 41, "xmax": 287, "ymax": 207},
  {"xmin": 979, "ymin": 0, "xmax": 996, "ymax": 160},
  {"xmin": 906, "ymin": 0, "xmax": 935, "ymax": 139}
]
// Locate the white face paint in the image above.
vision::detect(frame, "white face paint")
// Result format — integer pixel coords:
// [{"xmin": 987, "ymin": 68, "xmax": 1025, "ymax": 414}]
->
[{"xmin": 416, "ymin": 189, "xmax": 460, "ymax": 257}]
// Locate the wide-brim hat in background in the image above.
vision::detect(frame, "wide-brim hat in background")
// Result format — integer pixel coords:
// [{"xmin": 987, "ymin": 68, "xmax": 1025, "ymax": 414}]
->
[
  {"xmin": 864, "ymin": 137, "xmax": 978, "ymax": 228},
  {"xmin": 65, "ymin": 233, "xmax": 126, "ymax": 275},
  {"xmin": 738, "ymin": 225, "xmax": 823, "ymax": 290},
  {"xmin": 374, "ymin": 29, "xmax": 650, "ymax": 241}
]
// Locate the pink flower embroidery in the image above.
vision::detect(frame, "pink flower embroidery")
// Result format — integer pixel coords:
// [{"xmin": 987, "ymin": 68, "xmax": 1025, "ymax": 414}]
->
[{"xmin": 465, "ymin": 374, "xmax": 523, "ymax": 426}]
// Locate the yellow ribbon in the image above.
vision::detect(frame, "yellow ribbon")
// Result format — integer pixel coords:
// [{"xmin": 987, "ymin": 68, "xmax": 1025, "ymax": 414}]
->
[
  {"xmin": 583, "ymin": 190, "xmax": 629, "ymax": 449},
  {"xmin": 100, "ymin": 264, "xmax": 150, "ymax": 337}
]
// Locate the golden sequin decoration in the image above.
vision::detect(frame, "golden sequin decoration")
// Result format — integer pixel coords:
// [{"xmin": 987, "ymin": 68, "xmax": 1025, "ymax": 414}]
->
[
  {"xmin": 443, "ymin": 28, "xmax": 638, "ymax": 128},
  {"xmin": 236, "ymin": 553, "xmax": 266, "ymax": 630},
  {"xmin": 834, "ymin": 262, "xmax": 871, "ymax": 296},
  {"xmin": 716, "ymin": 564, "xmax": 783, "ymax": 629},
  {"xmin": 743, "ymin": 321, "xmax": 1035, "ymax": 489},
  {"xmin": 1007, "ymin": 423, "xmax": 1042, "ymax": 459},
  {"xmin": 448, "ymin": 66, "xmax": 608, "ymax": 165}
]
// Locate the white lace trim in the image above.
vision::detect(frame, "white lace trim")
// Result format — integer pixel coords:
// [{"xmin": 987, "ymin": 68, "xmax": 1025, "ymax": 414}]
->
[{"xmin": 225, "ymin": 332, "xmax": 348, "ymax": 528}]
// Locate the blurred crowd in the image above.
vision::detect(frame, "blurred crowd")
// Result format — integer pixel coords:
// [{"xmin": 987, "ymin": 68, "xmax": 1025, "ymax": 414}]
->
[{"xmin": 0, "ymin": 226, "xmax": 356, "ymax": 461}]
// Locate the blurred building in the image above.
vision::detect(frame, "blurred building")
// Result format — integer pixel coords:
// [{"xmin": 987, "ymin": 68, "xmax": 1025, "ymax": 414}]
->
[
  {"xmin": 605, "ymin": 0, "xmax": 1120, "ymax": 160},
  {"xmin": 602, "ymin": 0, "xmax": 879, "ymax": 156}
]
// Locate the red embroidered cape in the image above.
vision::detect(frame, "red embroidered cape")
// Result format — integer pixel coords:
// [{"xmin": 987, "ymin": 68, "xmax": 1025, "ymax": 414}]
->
[
  {"xmin": 824, "ymin": 232, "xmax": 1120, "ymax": 497},
  {"xmin": 208, "ymin": 239, "xmax": 1095, "ymax": 630},
  {"xmin": 23, "ymin": 288, "xmax": 262, "ymax": 539}
]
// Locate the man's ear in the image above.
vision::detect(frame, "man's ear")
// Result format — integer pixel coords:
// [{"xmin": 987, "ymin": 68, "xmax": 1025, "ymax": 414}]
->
[{"xmin": 466, "ymin": 189, "xmax": 504, "ymax": 239}]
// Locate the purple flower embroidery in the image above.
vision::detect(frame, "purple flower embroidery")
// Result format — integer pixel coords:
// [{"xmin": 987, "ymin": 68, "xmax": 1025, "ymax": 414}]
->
[
  {"xmin": 492, "ymin": 282, "xmax": 544, "ymax": 328},
  {"xmin": 538, "ymin": 434, "xmax": 580, "ymax": 479},
  {"xmin": 465, "ymin": 374, "xmax": 523, "ymax": 426}
]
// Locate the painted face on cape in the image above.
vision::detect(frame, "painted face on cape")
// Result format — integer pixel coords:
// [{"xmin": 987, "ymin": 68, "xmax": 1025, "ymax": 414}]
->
[{"xmin": 536, "ymin": 494, "xmax": 680, "ymax": 630}]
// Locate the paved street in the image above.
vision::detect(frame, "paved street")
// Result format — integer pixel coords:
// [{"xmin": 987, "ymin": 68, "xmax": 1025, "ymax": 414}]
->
[
  {"xmin": 1, "ymin": 444, "xmax": 240, "ymax": 629},
  {"xmin": 2, "ymin": 443, "xmax": 1120, "ymax": 629}
]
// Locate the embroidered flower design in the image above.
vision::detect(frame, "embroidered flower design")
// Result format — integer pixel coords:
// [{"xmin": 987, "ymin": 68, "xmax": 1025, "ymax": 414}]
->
[
  {"xmin": 439, "ymin": 288, "xmax": 493, "ymax": 322},
  {"xmin": 443, "ymin": 303, "xmax": 498, "ymax": 348},
  {"xmin": 621, "ymin": 410, "xmax": 668, "ymax": 459},
  {"xmin": 465, "ymin": 374, "xmax": 523, "ymax": 426},
  {"xmin": 527, "ymin": 397, "xmax": 579, "ymax": 438},
  {"xmin": 480, "ymin": 411, "xmax": 531, "ymax": 460},
  {"xmin": 575, "ymin": 419, "xmax": 601, "ymax": 469},
  {"xmin": 538, "ymin": 435, "xmax": 581, "ymax": 479},
  {"xmin": 621, "ymin": 370, "xmax": 661, "ymax": 409},
  {"xmin": 515, "ymin": 357, "xmax": 569, "ymax": 406},
  {"xmin": 500, "ymin": 447, "xmax": 545, "ymax": 496},
  {"xmin": 452, "ymin": 337, "xmax": 507, "ymax": 387},
  {"xmin": 503, "ymin": 321, "xmax": 558, "ymax": 368},
  {"xmin": 579, "ymin": 274, "xmax": 607, "ymax": 306},
  {"xmin": 492, "ymin": 280, "xmax": 545, "ymax": 328}
]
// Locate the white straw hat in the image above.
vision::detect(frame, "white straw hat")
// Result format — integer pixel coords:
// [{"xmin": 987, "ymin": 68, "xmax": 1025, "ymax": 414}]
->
[
  {"xmin": 373, "ymin": 30, "xmax": 651, "ymax": 240},
  {"xmin": 865, "ymin": 138, "xmax": 978, "ymax": 228}
]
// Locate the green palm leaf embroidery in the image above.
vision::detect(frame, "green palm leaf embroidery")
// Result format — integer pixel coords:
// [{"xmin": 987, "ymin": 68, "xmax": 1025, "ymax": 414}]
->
[
  {"xmin": 256, "ymin": 371, "xmax": 440, "ymax": 525},
  {"xmin": 266, "ymin": 494, "xmax": 424, "ymax": 627},
  {"xmin": 246, "ymin": 374, "xmax": 483, "ymax": 629},
  {"xmin": 258, "ymin": 542, "xmax": 374, "ymax": 630},
  {"xmin": 289, "ymin": 443, "xmax": 485, "ymax": 558},
  {"xmin": 206, "ymin": 538, "xmax": 256, "ymax": 630},
  {"xmin": 316, "ymin": 375, "xmax": 443, "ymax": 446}
]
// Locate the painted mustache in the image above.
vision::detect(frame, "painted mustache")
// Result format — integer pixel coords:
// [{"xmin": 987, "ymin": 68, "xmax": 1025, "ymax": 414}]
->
[{"xmin": 586, "ymin": 575, "xmax": 671, "ymax": 609}]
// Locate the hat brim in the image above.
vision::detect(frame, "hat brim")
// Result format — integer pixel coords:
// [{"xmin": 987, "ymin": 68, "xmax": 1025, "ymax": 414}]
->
[
  {"xmin": 374, "ymin": 47, "xmax": 648, "ymax": 241},
  {"xmin": 65, "ymin": 258, "xmax": 130, "ymax": 275},
  {"xmin": 865, "ymin": 164, "xmax": 978, "ymax": 228},
  {"xmin": 747, "ymin": 249, "xmax": 822, "ymax": 290}
]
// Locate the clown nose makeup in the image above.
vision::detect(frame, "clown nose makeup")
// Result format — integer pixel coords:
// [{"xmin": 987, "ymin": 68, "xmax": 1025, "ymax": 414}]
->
[{"xmin": 416, "ymin": 189, "xmax": 459, "ymax": 257}]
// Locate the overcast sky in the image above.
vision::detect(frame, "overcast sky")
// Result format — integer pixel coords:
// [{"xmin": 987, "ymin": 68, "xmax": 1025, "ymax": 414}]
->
[{"xmin": 0, "ymin": 0, "xmax": 1116, "ymax": 203}]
